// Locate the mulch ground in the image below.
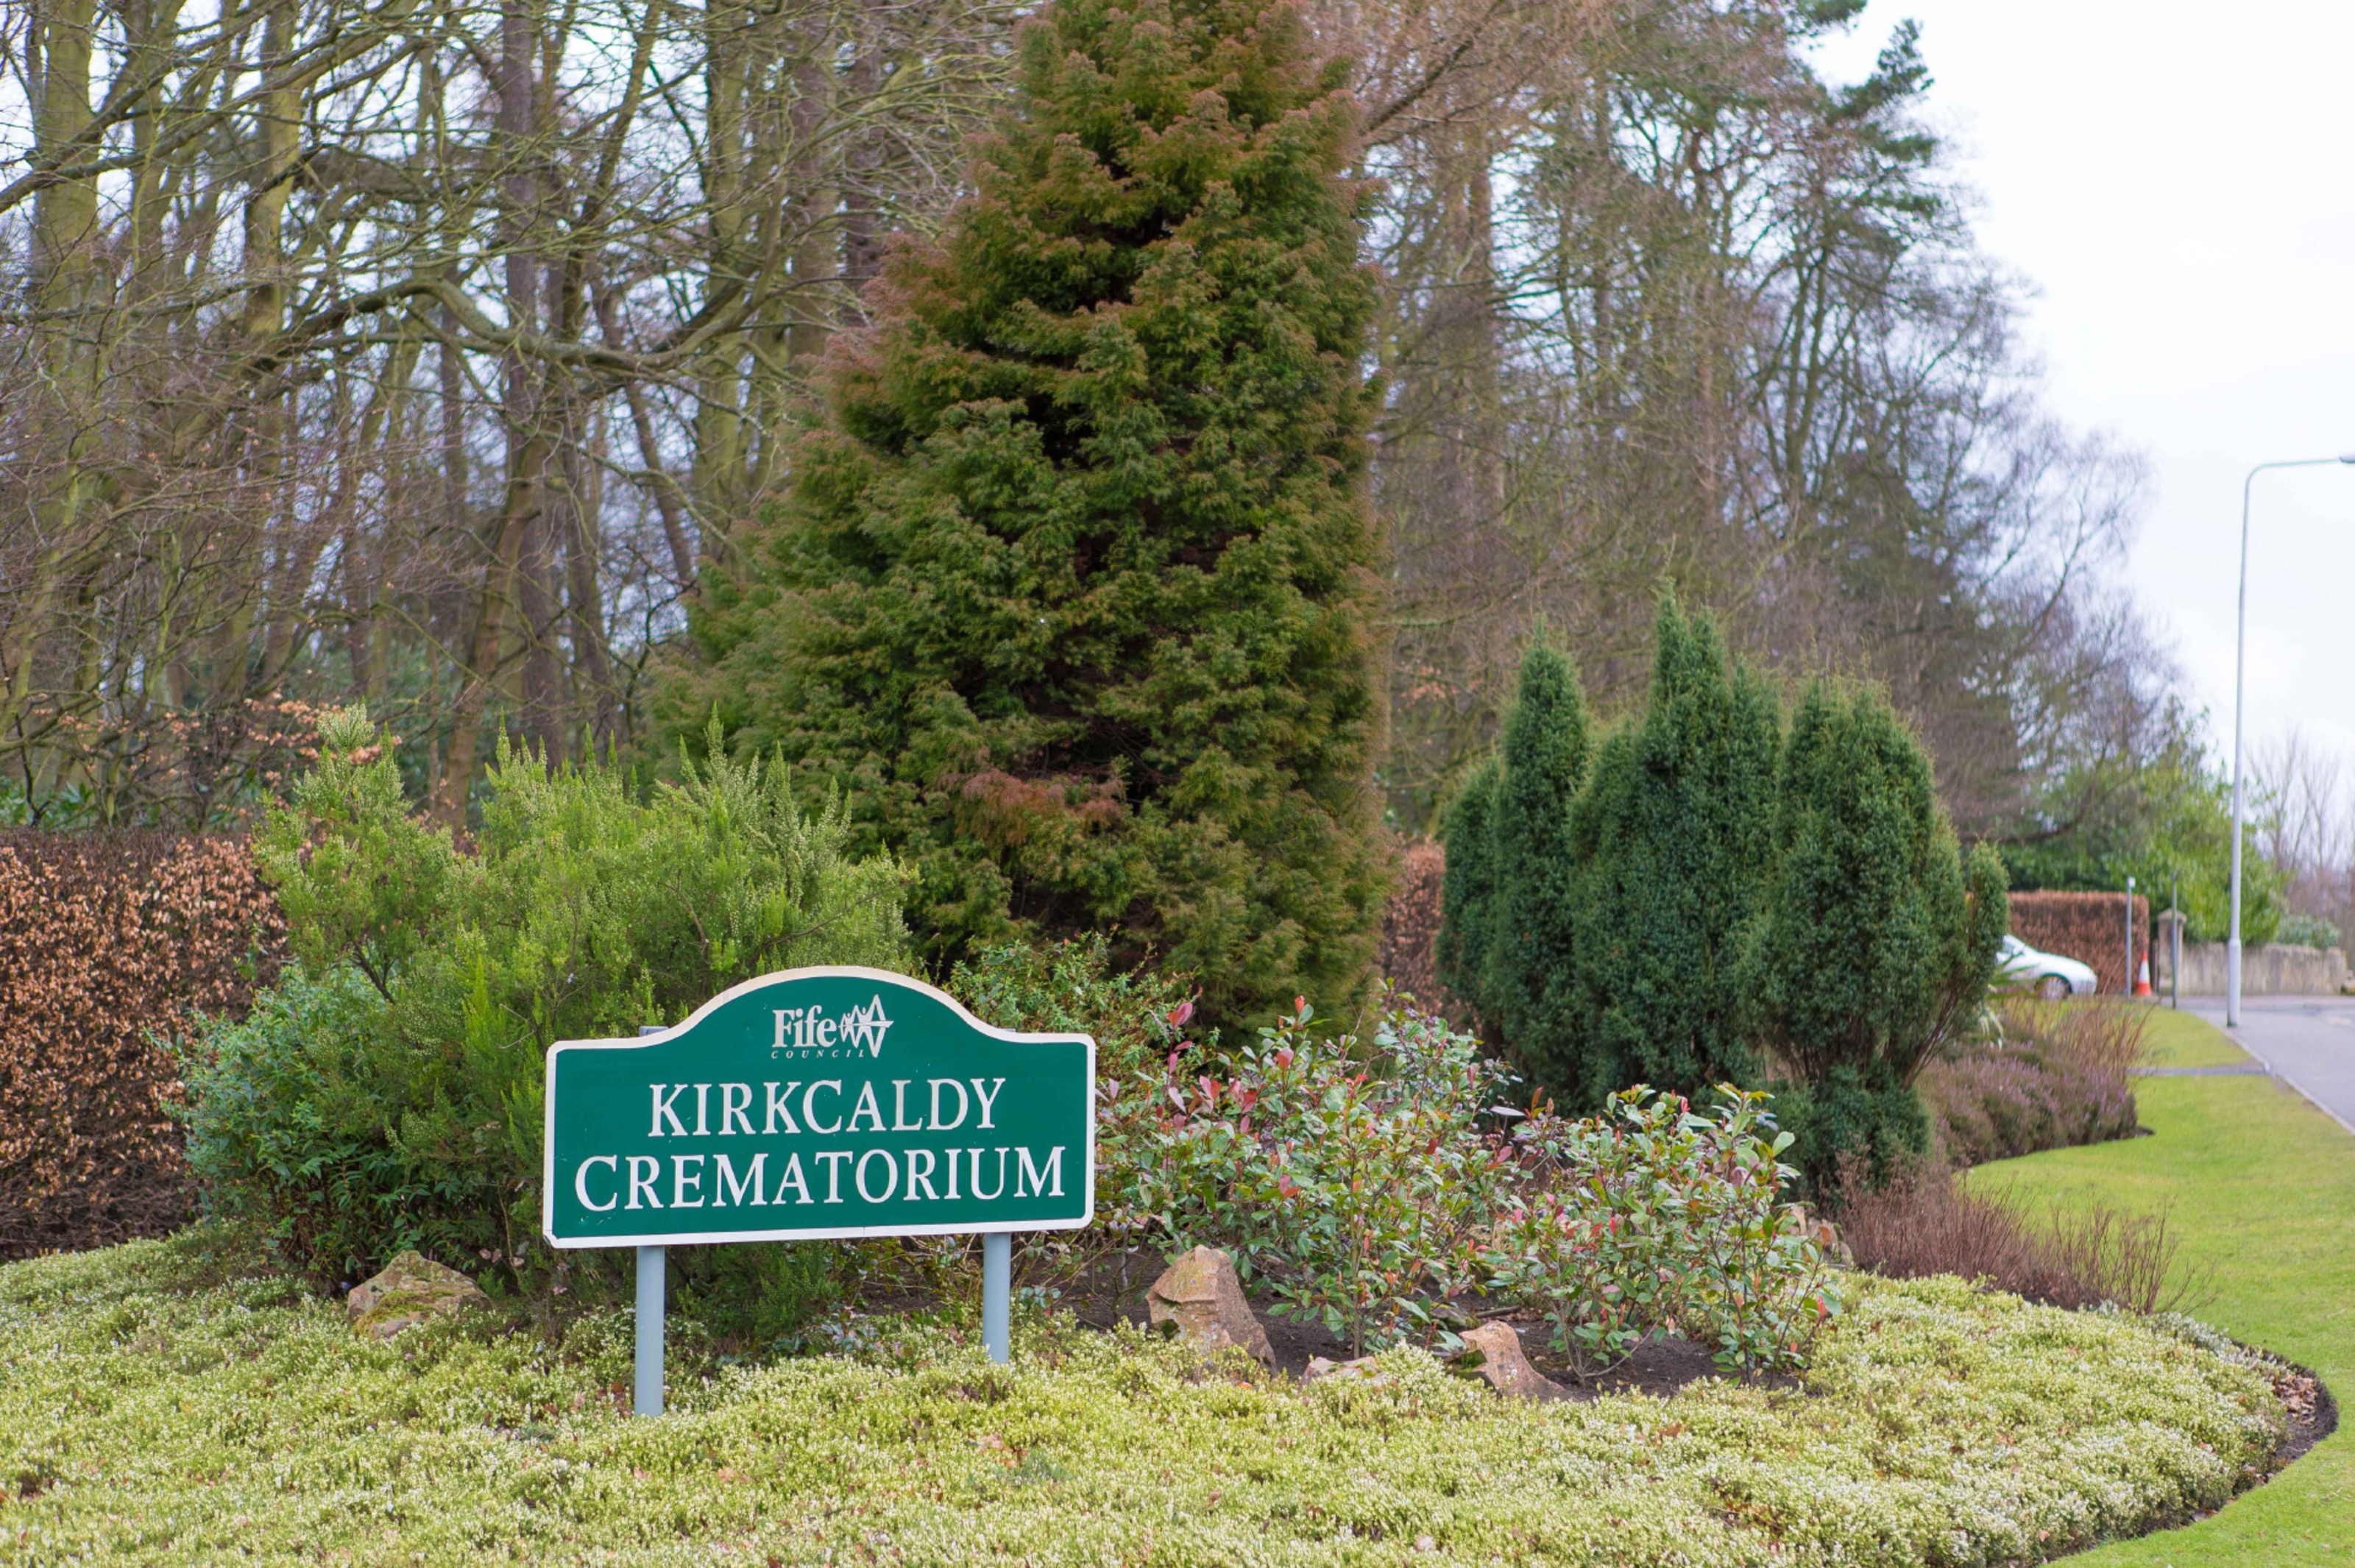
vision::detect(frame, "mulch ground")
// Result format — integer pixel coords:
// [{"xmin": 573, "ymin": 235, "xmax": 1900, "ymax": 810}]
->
[{"xmin": 1011, "ymin": 1245, "xmax": 1778, "ymax": 1397}]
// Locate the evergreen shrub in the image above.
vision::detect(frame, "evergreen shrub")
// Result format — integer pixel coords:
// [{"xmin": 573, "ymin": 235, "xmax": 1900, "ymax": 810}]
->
[
  {"xmin": 1746, "ymin": 682, "xmax": 2008, "ymax": 1194},
  {"xmin": 681, "ymin": 0, "xmax": 1389, "ymax": 1034},
  {"xmin": 1567, "ymin": 598, "xmax": 1779, "ymax": 1103},
  {"xmin": 1435, "ymin": 612, "xmax": 2008, "ymax": 1188},
  {"xmin": 1437, "ymin": 645, "xmax": 1586, "ymax": 1083},
  {"xmin": 182, "ymin": 708, "xmax": 910, "ymax": 1319}
]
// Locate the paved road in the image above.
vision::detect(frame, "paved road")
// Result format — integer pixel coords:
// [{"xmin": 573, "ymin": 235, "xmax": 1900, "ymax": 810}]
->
[{"xmin": 2184, "ymin": 996, "xmax": 2355, "ymax": 1138}]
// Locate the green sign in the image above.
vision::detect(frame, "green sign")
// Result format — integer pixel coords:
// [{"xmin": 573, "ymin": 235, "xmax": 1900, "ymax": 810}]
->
[{"xmin": 542, "ymin": 967, "xmax": 1094, "ymax": 1248}]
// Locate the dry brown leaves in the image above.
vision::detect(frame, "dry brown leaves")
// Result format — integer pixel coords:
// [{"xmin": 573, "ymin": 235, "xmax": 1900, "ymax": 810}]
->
[{"xmin": 0, "ymin": 831, "xmax": 286, "ymax": 1258}]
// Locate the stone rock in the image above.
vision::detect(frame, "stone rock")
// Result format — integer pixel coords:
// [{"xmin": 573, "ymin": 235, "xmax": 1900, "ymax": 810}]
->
[
  {"xmin": 1455, "ymin": 1322, "xmax": 1570, "ymax": 1401},
  {"xmin": 1145, "ymin": 1246, "xmax": 1275, "ymax": 1367},
  {"xmin": 1301, "ymin": 1355, "xmax": 1391, "ymax": 1389},
  {"xmin": 347, "ymin": 1250, "xmax": 491, "ymax": 1341}
]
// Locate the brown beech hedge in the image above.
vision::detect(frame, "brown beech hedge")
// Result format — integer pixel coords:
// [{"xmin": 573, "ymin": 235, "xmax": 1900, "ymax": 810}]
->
[
  {"xmin": 2006, "ymin": 890, "xmax": 2150, "ymax": 995},
  {"xmin": 0, "ymin": 832, "xmax": 283, "ymax": 1258},
  {"xmin": 1377, "ymin": 838, "xmax": 1458, "ymax": 1021}
]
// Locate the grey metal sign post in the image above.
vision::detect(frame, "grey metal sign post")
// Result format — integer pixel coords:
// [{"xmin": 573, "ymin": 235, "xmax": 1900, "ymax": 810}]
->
[
  {"xmin": 632, "ymin": 1029, "xmax": 667, "ymax": 1416},
  {"xmin": 547, "ymin": 968, "xmax": 1095, "ymax": 1415}
]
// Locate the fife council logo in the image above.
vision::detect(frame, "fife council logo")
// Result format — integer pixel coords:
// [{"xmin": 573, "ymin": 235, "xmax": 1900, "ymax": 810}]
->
[{"xmin": 771, "ymin": 996, "xmax": 893, "ymax": 1060}]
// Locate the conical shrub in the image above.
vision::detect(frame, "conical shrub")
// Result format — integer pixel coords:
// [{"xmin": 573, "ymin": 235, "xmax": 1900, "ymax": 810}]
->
[{"xmin": 681, "ymin": 0, "xmax": 1387, "ymax": 1030}]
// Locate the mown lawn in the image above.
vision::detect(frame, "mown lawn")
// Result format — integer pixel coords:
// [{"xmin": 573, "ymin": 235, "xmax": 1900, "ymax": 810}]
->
[
  {"xmin": 2135, "ymin": 1004, "xmax": 2254, "ymax": 1070},
  {"xmin": 1974, "ymin": 1004, "xmax": 2354, "ymax": 1565}
]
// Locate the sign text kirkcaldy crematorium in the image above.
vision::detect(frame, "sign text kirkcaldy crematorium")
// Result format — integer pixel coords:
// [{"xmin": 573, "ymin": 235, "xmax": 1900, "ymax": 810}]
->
[{"xmin": 541, "ymin": 967, "xmax": 1094, "ymax": 1247}]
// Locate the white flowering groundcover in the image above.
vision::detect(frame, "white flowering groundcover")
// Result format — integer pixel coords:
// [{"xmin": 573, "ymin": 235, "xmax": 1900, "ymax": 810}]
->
[{"xmin": 0, "ymin": 1230, "xmax": 2289, "ymax": 1565}]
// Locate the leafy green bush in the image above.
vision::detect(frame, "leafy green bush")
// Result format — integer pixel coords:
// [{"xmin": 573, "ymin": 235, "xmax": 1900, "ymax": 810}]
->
[
  {"xmin": 0, "ymin": 1231, "xmax": 2287, "ymax": 1566},
  {"xmin": 1490, "ymin": 1087, "xmax": 1838, "ymax": 1377},
  {"xmin": 947, "ymin": 934, "xmax": 1203, "ymax": 1257},
  {"xmin": 1109, "ymin": 982, "xmax": 1828, "ymax": 1368},
  {"xmin": 183, "ymin": 707, "xmax": 910, "ymax": 1303},
  {"xmin": 1136, "ymin": 998, "xmax": 1517, "ymax": 1354},
  {"xmin": 177, "ymin": 965, "xmax": 463, "ymax": 1283},
  {"xmin": 2275, "ymin": 912, "xmax": 2340, "ymax": 950},
  {"xmin": 946, "ymin": 934, "xmax": 1200, "ymax": 1085}
]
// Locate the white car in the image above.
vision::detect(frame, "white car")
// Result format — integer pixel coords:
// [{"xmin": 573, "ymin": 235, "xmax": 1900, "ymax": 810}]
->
[{"xmin": 1996, "ymin": 934, "xmax": 2099, "ymax": 1001}]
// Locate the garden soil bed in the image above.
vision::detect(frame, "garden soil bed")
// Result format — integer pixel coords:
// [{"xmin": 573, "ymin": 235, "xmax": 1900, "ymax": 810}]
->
[
  {"xmin": 2267, "ymin": 1358, "xmax": 2335, "ymax": 1466},
  {"xmin": 991, "ymin": 1246, "xmax": 2337, "ymax": 1435},
  {"xmin": 896, "ymin": 1246, "xmax": 1834, "ymax": 1396}
]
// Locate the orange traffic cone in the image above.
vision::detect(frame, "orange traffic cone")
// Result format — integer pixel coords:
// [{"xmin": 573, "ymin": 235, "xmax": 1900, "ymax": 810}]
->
[{"xmin": 2134, "ymin": 958, "xmax": 2153, "ymax": 998}]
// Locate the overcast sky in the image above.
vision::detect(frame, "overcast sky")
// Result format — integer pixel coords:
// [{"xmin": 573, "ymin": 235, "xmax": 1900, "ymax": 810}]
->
[{"xmin": 1812, "ymin": 0, "xmax": 2355, "ymax": 775}]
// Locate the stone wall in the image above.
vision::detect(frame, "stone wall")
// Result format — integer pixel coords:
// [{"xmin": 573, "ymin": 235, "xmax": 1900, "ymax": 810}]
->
[{"xmin": 2159, "ymin": 941, "xmax": 2348, "ymax": 996}]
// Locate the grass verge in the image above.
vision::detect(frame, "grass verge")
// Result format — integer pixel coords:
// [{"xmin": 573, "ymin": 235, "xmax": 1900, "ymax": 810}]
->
[
  {"xmin": 2135, "ymin": 1004, "xmax": 2254, "ymax": 1069},
  {"xmin": 0, "ymin": 1230, "xmax": 2284, "ymax": 1566},
  {"xmin": 1972, "ymin": 1007, "xmax": 2354, "ymax": 1564}
]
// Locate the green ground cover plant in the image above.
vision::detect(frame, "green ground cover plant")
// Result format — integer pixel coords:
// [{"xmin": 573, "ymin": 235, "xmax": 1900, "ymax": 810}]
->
[
  {"xmin": 0, "ymin": 1230, "xmax": 2287, "ymax": 1566},
  {"xmin": 1969, "ymin": 1006, "xmax": 2353, "ymax": 1566}
]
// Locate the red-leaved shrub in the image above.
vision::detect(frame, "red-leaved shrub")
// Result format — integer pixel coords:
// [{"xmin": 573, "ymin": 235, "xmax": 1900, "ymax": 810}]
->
[{"xmin": 0, "ymin": 831, "xmax": 284, "ymax": 1257}]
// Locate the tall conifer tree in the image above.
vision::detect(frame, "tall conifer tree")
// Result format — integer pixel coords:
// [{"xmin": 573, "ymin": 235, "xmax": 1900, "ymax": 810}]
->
[
  {"xmin": 1568, "ymin": 595, "xmax": 1779, "ymax": 1105},
  {"xmin": 684, "ymin": 0, "xmax": 1387, "ymax": 1027}
]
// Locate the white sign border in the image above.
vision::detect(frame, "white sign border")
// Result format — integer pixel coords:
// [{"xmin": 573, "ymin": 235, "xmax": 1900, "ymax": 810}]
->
[{"xmin": 540, "ymin": 965, "xmax": 1097, "ymax": 1249}]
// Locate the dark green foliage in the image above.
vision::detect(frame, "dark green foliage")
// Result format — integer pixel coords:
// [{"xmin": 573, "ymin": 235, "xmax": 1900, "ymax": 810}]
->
[
  {"xmin": 1768, "ymin": 1066, "xmax": 1930, "ymax": 1202},
  {"xmin": 1746, "ymin": 682, "xmax": 2008, "ymax": 1195},
  {"xmin": 1483, "ymin": 646, "xmax": 1590, "ymax": 1076},
  {"xmin": 1435, "ymin": 647, "xmax": 1587, "ymax": 1080},
  {"xmin": 946, "ymin": 934, "xmax": 1200, "ymax": 1082},
  {"xmin": 1435, "ymin": 757, "xmax": 1498, "ymax": 1018},
  {"xmin": 185, "ymin": 708, "xmax": 909, "ymax": 1298},
  {"xmin": 680, "ymin": 0, "xmax": 1387, "ymax": 1033},
  {"xmin": 1567, "ymin": 599, "xmax": 1779, "ymax": 1107},
  {"xmin": 668, "ymin": 1243, "xmax": 843, "ymax": 1352},
  {"xmin": 1435, "ymin": 615, "xmax": 2005, "ymax": 1182},
  {"xmin": 178, "ymin": 965, "xmax": 451, "ymax": 1281}
]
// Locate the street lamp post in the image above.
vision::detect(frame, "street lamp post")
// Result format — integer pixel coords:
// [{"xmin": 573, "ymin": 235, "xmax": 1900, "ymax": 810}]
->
[{"xmin": 2229, "ymin": 453, "xmax": 2355, "ymax": 1028}]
